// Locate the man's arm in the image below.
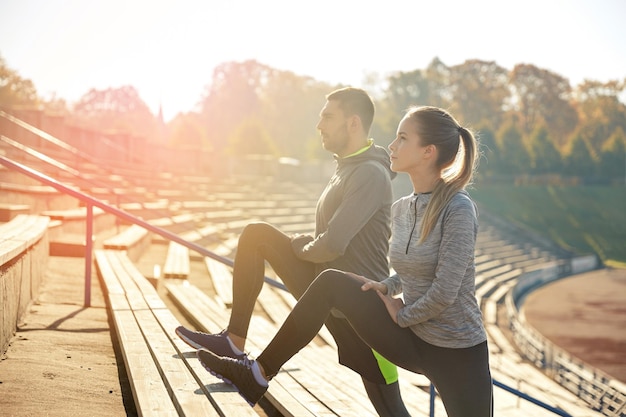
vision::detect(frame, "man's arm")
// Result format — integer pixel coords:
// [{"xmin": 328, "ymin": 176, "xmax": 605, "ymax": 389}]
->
[{"xmin": 292, "ymin": 162, "xmax": 389, "ymax": 263}]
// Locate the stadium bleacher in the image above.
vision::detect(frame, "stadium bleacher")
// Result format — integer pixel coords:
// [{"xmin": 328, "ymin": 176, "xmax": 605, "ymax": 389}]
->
[{"xmin": 1, "ymin": 109, "xmax": 622, "ymax": 416}]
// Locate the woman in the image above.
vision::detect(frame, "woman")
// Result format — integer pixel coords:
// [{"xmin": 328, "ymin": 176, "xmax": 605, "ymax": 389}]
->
[{"xmin": 198, "ymin": 106, "xmax": 493, "ymax": 417}]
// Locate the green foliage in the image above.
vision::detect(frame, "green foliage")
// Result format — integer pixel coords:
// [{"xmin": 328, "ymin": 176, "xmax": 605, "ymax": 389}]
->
[
  {"xmin": 71, "ymin": 85, "xmax": 158, "ymax": 140},
  {"xmin": 564, "ymin": 133, "xmax": 597, "ymax": 177},
  {"xmin": 528, "ymin": 126, "xmax": 562, "ymax": 174},
  {"xmin": 470, "ymin": 184, "xmax": 626, "ymax": 264},
  {"xmin": 0, "ymin": 55, "xmax": 38, "ymax": 106},
  {"xmin": 599, "ymin": 127, "xmax": 626, "ymax": 180},
  {"xmin": 3, "ymin": 54, "xmax": 625, "ymax": 181},
  {"xmin": 496, "ymin": 123, "xmax": 531, "ymax": 175},
  {"xmin": 225, "ymin": 116, "xmax": 279, "ymax": 156}
]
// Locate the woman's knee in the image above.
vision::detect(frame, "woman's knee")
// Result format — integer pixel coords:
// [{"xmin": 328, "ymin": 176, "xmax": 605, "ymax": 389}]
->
[{"xmin": 314, "ymin": 269, "xmax": 359, "ymax": 292}]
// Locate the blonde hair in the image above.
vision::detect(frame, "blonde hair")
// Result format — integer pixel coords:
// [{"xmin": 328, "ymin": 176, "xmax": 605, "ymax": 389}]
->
[{"xmin": 405, "ymin": 106, "xmax": 478, "ymax": 242}]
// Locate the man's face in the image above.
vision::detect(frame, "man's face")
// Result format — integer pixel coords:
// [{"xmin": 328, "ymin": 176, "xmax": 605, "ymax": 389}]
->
[{"xmin": 316, "ymin": 100, "xmax": 350, "ymax": 156}]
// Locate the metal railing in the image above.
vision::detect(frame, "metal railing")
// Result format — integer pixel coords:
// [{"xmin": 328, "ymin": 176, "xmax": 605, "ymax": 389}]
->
[{"xmin": 0, "ymin": 155, "xmax": 286, "ymax": 308}]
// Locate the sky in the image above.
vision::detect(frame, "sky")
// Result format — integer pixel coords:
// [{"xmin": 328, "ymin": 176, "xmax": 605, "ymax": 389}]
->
[{"xmin": 1, "ymin": 0, "xmax": 625, "ymax": 122}]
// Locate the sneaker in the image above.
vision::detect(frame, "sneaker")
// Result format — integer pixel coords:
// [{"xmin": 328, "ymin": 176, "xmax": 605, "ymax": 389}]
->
[
  {"xmin": 197, "ymin": 348, "xmax": 268, "ymax": 406},
  {"xmin": 175, "ymin": 326, "xmax": 245, "ymax": 359}
]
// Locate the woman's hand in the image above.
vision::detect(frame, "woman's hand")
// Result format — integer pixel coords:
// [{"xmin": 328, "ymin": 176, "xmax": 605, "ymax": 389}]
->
[
  {"xmin": 344, "ymin": 272, "xmax": 401, "ymax": 322},
  {"xmin": 344, "ymin": 272, "xmax": 388, "ymax": 294},
  {"xmin": 376, "ymin": 292, "xmax": 404, "ymax": 324}
]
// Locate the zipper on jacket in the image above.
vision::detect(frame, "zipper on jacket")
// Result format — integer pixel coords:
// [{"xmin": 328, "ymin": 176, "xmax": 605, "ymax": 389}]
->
[{"xmin": 405, "ymin": 194, "xmax": 419, "ymax": 254}]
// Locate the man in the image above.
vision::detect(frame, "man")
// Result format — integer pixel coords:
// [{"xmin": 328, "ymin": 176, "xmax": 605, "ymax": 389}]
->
[{"xmin": 176, "ymin": 87, "xmax": 409, "ymax": 416}]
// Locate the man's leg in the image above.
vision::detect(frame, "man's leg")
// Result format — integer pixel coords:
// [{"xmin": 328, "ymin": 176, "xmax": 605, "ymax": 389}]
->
[
  {"xmin": 227, "ymin": 222, "xmax": 315, "ymax": 346},
  {"xmin": 325, "ymin": 316, "xmax": 411, "ymax": 417},
  {"xmin": 362, "ymin": 379, "xmax": 411, "ymax": 417},
  {"xmin": 177, "ymin": 222, "xmax": 314, "ymax": 354}
]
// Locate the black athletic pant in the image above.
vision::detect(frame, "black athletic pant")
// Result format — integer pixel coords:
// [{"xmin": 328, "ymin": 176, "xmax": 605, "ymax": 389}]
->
[
  {"xmin": 227, "ymin": 222, "xmax": 410, "ymax": 417},
  {"xmin": 257, "ymin": 269, "xmax": 494, "ymax": 417}
]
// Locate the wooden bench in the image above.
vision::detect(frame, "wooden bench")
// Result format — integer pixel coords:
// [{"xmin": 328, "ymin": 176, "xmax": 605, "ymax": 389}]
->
[
  {"xmin": 0, "ymin": 202, "xmax": 30, "ymax": 221},
  {"xmin": 103, "ymin": 224, "xmax": 151, "ymax": 261},
  {"xmin": 0, "ymin": 181, "xmax": 75, "ymax": 212},
  {"xmin": 0, "ymin": 214, "xmax": 50, "ymax": 354},
  {"xmin": 167, "ymin": 276, "xmax": 443, "ymax": 416},
  {"xmin": 203, "ymin": 238, "xmax": 239, "ymax": 307},
  {"xmin": 475, "ymin": 267, "xmax": 521, "ymax": 303},
  {"xmin": 0, "ymin": 214, "xmax": 50, "ymax": 264},
  {"xmin": 166, "ymin": 280, "xmax": 377, "ymax": 417},
  {"xmin": 42, "ymin": 206, "xmax": 116, "ymax": 245},
  {"xmin": 163, "ymin": 241, "xmax": 190, "ymax": 279},
  {"xmin": 94, "ymin": 249, "xmax": 258, "ymax": 417}
]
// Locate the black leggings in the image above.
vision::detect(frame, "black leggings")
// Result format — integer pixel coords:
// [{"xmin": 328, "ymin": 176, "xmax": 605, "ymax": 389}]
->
[
  {"xmin": 257, "ymin": 269, "xmax": 494, "ymax": 417},
  {"xmin": 227, "ymin": 223, "xmax": 411, "ymax": 417}
]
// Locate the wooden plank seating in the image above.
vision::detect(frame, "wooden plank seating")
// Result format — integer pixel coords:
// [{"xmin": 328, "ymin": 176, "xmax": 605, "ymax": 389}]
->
[
  {"xmin": 167, "ymin": 280, "xmax": 377, "ymax": 417},
  {"xmin": 163, "ymin": 241, "xmax": 190, "ymax": 279},
  {"xmin": 475, "ymin": 264, "xmax": 514, "ymax": 288},
  {"xmin": 166, "ymin": 281, "xmax": 321, "ymax": 417},
  {"xmin": 256, "ymin": 284, "xmax": 448, "ymax": 415},
  {"xmin": 0, "ymin": 180, "xmax": 76, "ymax": 211},
  {"xmin": 0, "ymin": 214, "xmax": 49, "ymax": 354},
  {"xmin": 0, "ymin": 202, "xmax": 30, "ymax": 221},
  {"xmin": 42, "ymin": 205, "xmax": 116, "ymax": 235},
  {"xmin": 475, "ymin": 267, "xmax": 522, "ymax": 303},
  {"xmin": 148, "ymin": 214, "xmax": 197, "ymax": 244},
  {"xmin": 203, "ymin": 238, "xmax": 239, "ymax": 307},
  {"xmin": 166, "ymin": 280, "xmax": 448, "ymax": 416},
  {"xmin": 94, "ymin": 249, "xmax": 258, "ymax": 417},
  {"xmin": 103, "ymin": 224, "xmax": 151, "ymax": 261},
  {"xmin": 0, "ymin": 214, "xmax": 50, "ymax": 264}
]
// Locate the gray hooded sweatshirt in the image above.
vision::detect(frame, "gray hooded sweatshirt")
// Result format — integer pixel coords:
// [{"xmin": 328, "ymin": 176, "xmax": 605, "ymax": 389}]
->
[{"xmin": 291, "ymin": 143, "xmax": 396, "ymax": 281}]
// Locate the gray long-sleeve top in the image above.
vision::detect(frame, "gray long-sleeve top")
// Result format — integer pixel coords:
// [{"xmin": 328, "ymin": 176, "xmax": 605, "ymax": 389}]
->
[{"xmin": 381, "ymin": 191, "xmax": 487, "ymax": 348}]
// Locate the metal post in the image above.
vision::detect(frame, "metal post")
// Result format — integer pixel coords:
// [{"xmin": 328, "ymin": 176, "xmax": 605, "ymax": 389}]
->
[
  {"xmin": 429, "ymin": 383, "xmax": 436, "ymax": 417},
  {"xmin": 84, "ymin": 203, "xmax": 93, "ymax": 307}
]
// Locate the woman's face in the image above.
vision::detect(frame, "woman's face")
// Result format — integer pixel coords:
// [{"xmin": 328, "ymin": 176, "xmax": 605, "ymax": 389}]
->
[{"xmin": 388, "ymin": 116, "xmax": 425, "ymax": 173}]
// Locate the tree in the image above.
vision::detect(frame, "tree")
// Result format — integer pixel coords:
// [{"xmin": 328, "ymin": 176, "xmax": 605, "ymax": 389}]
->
[
  {"xmin": 527, "ymin": 126, "xmax": 562, "ymax": 174},
  {"xmin": 422, "ymin": 57, "xmax": 450, "ymax": 109},
  {"xmin": 599, "ymin": 127, "xmax": 626, "ymax": 182},
  {"xmin": 509, "ymin": 64, "xmax": 578, "ymax": 144},
  {"xmin": 564, "ymin": 133, "xmax": 597, "ymax": 178},
  {"xmin": 496, "ymin": 123, "xmax": 531, "ymax": 176},
  {"xmin": 573, "ymin": 79, "xmax": 626, "ymax": 155},
  {"xmin": 167, "ymin": 112, "xmax": 209, "ymax": 150},
  {"xmin": 258, "ymin": 70, "xmax": 334, "ymax": 160},
  {"xmin": 475, "ymin": 125, "xmax": 499, "ymax": 179},
  {"xmin": 0, "ymin": 56, "xmax": 38, "ymax": 107},
  {"xmin": 71, "ymin": 85, "xmax": 157, "ymax": 139},
  {"xmin": 226, "ymin": 116, "xmax": 278, "ymax": 156},
  {"xmin": 385, "ymin": 69, "xmax": 433, "ymax": 114},
  {"xmin": 447, "ymin": 60, "xmax": 510, "ymax": 129},
  {"xmin": 199, "ymin": 60, "xmax": 269, "ymax": 155}
]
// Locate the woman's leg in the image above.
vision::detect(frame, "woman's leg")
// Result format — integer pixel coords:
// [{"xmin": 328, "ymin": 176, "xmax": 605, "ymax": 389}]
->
[
  {"xmin": 228, "ymin": 222, "xmax": 315, "ymax": 339},
  {"xmin": 423, "ymin": 341, "xmax": 493, "ymax": 417},
  {"xmin": 257, "ymin": 269, "xmax": 419, "ymax": 379}
]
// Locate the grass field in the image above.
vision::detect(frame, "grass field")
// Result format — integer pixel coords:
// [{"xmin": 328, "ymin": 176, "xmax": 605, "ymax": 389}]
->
[{"xmin": 469, "ymin": 184, "xmax": 626, "ymax": 266}]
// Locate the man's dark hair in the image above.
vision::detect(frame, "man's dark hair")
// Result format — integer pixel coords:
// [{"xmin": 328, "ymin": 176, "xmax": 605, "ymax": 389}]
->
[{"xmin": 326, "ymin": 87, "xmax": 375, "ymax": 134}]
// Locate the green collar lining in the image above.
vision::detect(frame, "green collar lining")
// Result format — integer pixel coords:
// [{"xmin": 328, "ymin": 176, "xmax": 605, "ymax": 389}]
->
[{"xmin": 342, "ymin": 138, "xmax": 374, "ymax": 159}]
